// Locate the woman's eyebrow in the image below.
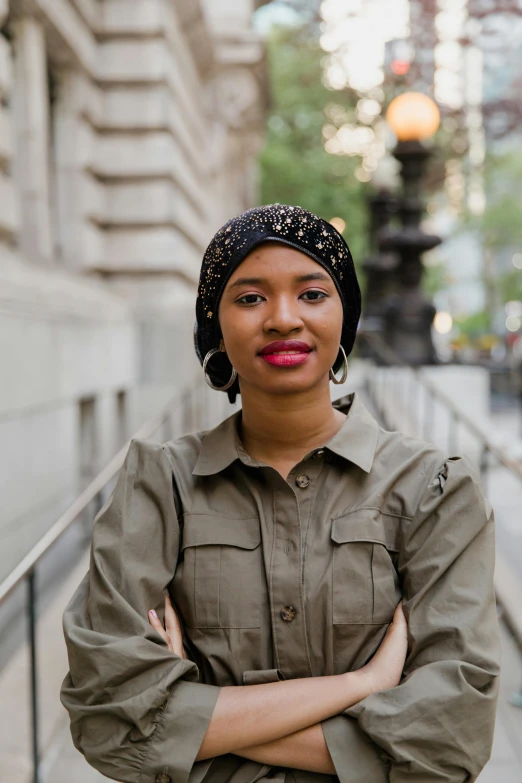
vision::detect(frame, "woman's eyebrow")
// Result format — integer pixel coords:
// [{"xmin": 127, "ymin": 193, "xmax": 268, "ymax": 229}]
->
[{"xmin": 228, "ymin": 272, "xmax": 331, "ymax": 290}]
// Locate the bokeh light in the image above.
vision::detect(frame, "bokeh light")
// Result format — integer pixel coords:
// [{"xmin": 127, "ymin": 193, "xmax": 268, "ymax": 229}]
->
[
  {"xmin": 505, "ymin": 301, "xmax": 522, "ymax": 318},
  {"xmin": 506, "ymin": 316, "xmax": 521, "ymax": 333},
  {"xmin": 319, "ymin": 0, "xmax": 410, "ymax": 181},
  {"xmin": 386, "ymin": 93, "xmax": 441, "ymax": 142},
  {"xmin": 434, "ymin": 311, "xmax": 453, "ymax": 334},
  {"xmin": 329, "ymin": 217, "xmax": 346, "ymax": 233}
]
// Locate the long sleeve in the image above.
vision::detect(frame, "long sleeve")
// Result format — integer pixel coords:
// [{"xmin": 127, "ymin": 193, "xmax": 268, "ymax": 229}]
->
[
  {"xmin": 322, "ymin": 454, "xmax": 500, "ymax": 783},
  {"xmin": 60, "ymin": 438, "xmax": 221, "ymax": 783}
]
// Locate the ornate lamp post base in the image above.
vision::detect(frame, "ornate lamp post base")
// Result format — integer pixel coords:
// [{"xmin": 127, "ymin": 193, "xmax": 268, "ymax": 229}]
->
[
  {"xmin": 360, "ymin": 189, "xmax": 399, "ymax": 355},
  {"xmin": 377, "ymin": 139, "xmax": 442, "ymax": 365}
]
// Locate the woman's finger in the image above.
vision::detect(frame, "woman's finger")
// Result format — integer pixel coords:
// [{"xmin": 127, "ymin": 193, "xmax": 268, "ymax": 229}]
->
[
  {"xmin": 164, "ymin": 592, "xmax": 185, "ymax": 658},
  {"xmin": 148, "ymin": 609, "xmax": 174, "ymax": 652}
]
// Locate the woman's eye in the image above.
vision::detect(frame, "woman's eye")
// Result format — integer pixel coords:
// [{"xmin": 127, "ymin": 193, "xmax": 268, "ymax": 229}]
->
[
  {"xmin": 237, "ymin": 294, "xmax": 264, "ymax": 305},
  {"xmin": 301, "ymin": 290, "xmax": 328, "ymax": 301}
]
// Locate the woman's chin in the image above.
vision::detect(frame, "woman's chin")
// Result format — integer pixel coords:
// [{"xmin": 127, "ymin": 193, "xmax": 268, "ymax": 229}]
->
[{"xmin": 245, "ymin": 372, "xmax": 328, "ymax": 398}]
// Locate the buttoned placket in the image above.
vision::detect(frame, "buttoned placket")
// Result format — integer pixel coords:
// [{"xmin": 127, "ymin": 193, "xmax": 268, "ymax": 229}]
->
[{"xmin": 265, "ymin": 450, "xmax": 325, "ymax": 680}]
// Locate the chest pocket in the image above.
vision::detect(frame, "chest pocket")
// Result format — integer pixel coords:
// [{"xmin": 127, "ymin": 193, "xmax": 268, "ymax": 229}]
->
[
  {"xmin": 331, "ymin": 509, "xmax": 402, "ymax": 625},
  {"xmin": 174, "ymin": 514, "xmax": 263, "ymax": 629}
]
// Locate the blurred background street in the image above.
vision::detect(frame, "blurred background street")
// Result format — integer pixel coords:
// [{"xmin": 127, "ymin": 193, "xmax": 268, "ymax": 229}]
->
[{"xmin": 1, "ymin": 1, "xmax": 522, "ymax": 781}]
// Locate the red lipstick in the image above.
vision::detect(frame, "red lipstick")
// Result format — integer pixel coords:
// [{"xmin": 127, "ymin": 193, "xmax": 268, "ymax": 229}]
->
[{"xmin": 258, "ymin": 340, "xmax": 312, "ymax": 367}]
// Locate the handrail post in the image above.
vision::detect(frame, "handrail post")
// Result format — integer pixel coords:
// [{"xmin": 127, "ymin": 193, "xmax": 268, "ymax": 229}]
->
[
  {"xmin": 94, "ymin": 490, "xmax": 104, "ymax": 520},
  {"xmin": 449, "ymin": 410, "xmax": 459, "ymax": 454},
  {"xmin": 28, "ymin": 569, "xmax": 40, "ymax": 783},
  {"xmin": 479, "ymin": 444, "xmax": 489, "ymax": 494}
]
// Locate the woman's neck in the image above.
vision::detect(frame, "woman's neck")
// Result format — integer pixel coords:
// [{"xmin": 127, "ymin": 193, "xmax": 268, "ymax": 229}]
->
[{"xmin": 238, "ymin": 381, "xmax": 346, "ymax": 477}]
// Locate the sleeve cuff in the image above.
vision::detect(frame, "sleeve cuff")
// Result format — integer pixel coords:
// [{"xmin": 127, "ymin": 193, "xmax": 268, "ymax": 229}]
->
[
  {"xmin": 321, "ymin": 714, "xmax": 389, "ymax": 783},
  {"xmin": 139, "ymin": 680, "xmax": 221, "ymax": 783},
  {"xmin": 242, "ymin": 669, "xmax": 286, "ymax": 685}
]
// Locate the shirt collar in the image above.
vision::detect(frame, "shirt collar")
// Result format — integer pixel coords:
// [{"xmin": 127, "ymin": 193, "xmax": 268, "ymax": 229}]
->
[{"xmin": 192, "ymin": 390, "xmax": 380, "ymax": 476}]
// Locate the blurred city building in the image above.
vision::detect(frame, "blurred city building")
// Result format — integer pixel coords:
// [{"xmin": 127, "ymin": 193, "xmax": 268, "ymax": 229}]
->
[{"xmin": 0, "ymin": 0, "xmax": 270, "ymax": 581}]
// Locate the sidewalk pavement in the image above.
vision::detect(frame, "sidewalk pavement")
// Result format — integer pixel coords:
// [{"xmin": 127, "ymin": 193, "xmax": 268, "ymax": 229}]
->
[
  {"xmin": 489, "ymin": 406, "xmax": 522, "ymax": 583},
  {"xmin": 1, "ymin": 549, "xmax": 522, "ymax": 783},
  {"xmin": 479, "ymin": 622, "xmax": 522, "ymax": 781}
]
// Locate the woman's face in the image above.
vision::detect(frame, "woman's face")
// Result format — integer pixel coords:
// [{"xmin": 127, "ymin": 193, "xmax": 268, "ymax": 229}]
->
[{"xmin": 218, "ymin": 242, "xmax": 344, "ymax": 398}]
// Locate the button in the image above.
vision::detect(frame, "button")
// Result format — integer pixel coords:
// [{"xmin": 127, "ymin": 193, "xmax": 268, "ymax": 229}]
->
[
  {"xmin": 280, "ymin": 605, "xmax": 297, "ymax": 622},
  {"xmin": 313, "ymin": 449, "xmax": 325, "ymax": 459},
  {"xmin": 156, "ymin": 774, "xmax": 172, "ymax": 783},
  {"xmin": 295, "ymin": 474, "xmax": 310, "ymax": 488}
]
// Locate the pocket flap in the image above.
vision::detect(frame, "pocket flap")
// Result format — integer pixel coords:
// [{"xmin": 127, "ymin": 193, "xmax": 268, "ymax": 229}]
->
[
  {"xmin": 331, "ymin": 508, "xmax": 400, "ymax": 551},
  {"xmin": 182, "ymin": 514, "xmax": 261, "ymax": 550}
]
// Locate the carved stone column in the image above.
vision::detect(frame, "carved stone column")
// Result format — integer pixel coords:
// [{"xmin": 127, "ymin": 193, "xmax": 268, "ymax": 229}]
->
[
  {"xmin": 0, "ymin": 1, "xmax": 20, "ymax": 246},
  {"xmin": 202, "ymin": 0, "xmax": 269, "ymax": 231},
  {"xmin": 12, "ymin": 15, "xmax": 54, "ymax": 262},
  {"xmin": 205, "ymin": 64, "xmax": 267, "ymax": 220}
]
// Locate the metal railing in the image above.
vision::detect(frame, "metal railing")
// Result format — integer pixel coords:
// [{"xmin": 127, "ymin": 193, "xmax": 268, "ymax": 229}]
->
[
  {"xmin": 358, "ymin": 330, "xmax": 522, "ymax": 669},
  {"xmin": 359, "ymin": 331, "xmax": 522, "ymax": 487},
  {"xmin": 0, "ymin": 379, "xmax": 211, "ymax": 783}
]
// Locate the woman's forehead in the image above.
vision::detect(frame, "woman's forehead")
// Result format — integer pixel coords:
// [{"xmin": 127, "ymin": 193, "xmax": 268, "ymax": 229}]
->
[{"xmin": 228, "ymin": 242, "xmax": 326, "ymax": 278}]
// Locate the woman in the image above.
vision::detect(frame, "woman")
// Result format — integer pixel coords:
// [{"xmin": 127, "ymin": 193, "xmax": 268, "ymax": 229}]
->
[{"xmin": 61, "ymin": 203, "xmax": 500, "ymax": 783}]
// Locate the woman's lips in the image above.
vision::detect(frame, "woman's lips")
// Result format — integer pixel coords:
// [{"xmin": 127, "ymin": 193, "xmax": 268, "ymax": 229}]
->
[
  {"xmin": 261, "ymin": 352, "xmax": 311, "ymax": 367},
  {"xmin": 258, "ymin": 340, "xmax": 312, "ymax": 367}
]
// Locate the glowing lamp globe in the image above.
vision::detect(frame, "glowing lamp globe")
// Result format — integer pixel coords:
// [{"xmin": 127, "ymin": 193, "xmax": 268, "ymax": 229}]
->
[{"xmin": 386, "ymin": 93, "xmax": 440, "ymax": 142}]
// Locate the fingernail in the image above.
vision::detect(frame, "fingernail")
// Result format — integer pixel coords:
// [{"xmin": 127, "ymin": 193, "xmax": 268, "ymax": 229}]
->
[{"xmin": 149, "ymin": 609, "xmax": 158, "ymax": 618}]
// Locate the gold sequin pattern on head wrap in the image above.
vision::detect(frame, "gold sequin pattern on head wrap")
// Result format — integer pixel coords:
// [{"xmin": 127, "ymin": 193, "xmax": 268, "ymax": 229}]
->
[{"xmin": 198, "ymin": 203, "xmax": 353, "ymax": 321}]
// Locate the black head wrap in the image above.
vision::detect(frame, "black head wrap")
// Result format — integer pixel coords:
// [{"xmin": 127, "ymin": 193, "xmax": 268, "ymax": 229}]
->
[{"xmin": 194, "ymin": 203, "xmax": 361, "ymax": 404}]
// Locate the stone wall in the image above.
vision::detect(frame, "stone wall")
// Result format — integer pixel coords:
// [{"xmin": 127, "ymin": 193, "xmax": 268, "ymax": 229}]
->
[{"xmin": 0, "ymin": 0, "xmax": 268, "ymax": 580}]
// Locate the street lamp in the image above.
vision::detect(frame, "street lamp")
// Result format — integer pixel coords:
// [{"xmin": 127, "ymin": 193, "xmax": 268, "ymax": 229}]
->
[
  {"xmin": 378, "ymin": 92, "xmax": 442, "ymax": 365},
  {"xmin": 360, "ymin": 189, "xmax": 400, "ymax": 338},
  {"xmin": 386, "ymin": 92, "xmax": 441, "ymax": 142}
]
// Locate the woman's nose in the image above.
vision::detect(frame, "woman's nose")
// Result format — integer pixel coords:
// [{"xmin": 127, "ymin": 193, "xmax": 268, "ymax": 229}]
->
[{"xmin": 264, "ymin": 296, "xmax": 303, "ymax": 334}]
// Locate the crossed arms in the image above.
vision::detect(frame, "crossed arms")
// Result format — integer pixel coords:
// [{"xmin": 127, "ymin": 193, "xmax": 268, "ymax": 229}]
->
[{"xmin": 148, "ymin": 595, "xmax": 407, "ymax": 775}]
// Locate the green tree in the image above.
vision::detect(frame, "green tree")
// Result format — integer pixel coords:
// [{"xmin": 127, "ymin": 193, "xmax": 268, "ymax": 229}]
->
[
  {"xmin": 459, "ymin": 149, "xmax": 522, "ymax": 319},
  {"xmin": 478, "ymin": 151, "xmax": 522, "ymax": 249},
  {"xmin": 497, "ymin": 269, "xmax": 522, "ymax": 305},
  {"xmin": 258, "ymin": 24, "xmax": 369, "ymax": 266},
  {"xmin": 454, "ymin": 310, "xmax": 492, "ymax": 338},
  {"xmin": 422, "ymin": 261, "xmax": 449, "ymax": 299}
]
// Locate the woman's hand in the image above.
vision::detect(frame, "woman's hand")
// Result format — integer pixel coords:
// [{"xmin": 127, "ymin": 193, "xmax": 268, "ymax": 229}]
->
[
  {"xmin": 358, "ymin": 601, "xmax": 408, "ymax": 695},
  {"xmin": 148, "ymin": 592, "xmax": 187, "ymax": 658}
]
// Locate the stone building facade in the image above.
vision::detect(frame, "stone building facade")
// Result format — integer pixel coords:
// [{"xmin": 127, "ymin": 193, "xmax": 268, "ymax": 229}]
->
[{"xmin": 0, "ymin": 0, "xmax": 270, "ymax": 579}]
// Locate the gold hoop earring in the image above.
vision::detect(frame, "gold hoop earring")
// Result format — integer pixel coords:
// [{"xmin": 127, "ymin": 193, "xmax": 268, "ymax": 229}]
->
[
  {"xmin": 203, "ymin": 348, "xmax": 238, "ymax": 391},
  {"xmin": 329, "ymin": 345, "xmax": 348, "ymax": 385}
]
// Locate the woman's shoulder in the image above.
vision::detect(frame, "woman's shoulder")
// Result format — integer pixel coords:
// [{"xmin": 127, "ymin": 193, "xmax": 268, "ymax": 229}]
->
[
  {"xmin": 158, "ymin": 427, "xmax": 211, "ymax": 476},
  {"xmin": 121, "ymin": 428, "xmax": 210, "ymax": 479},
  {"xmin": 375, "ymin": 423, "xmax": 467, "ymax": 476},
  {"xmin": 372, "ymin": 425, "xmax": 482, "ymax": 517}
]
